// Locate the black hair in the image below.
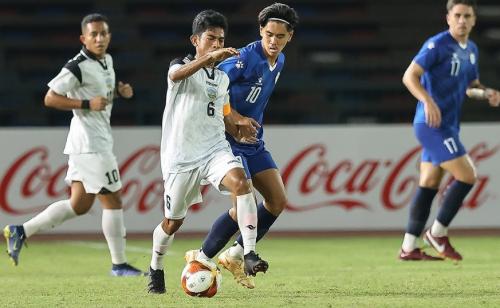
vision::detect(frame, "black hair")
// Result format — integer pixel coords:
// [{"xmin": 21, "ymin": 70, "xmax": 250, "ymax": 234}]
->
[
  {"xmin": 81, "ymin": 13, "xmax": 109, "ymax": 32},
  {"xmin": 447, "ymin": 0, "xmax": 477, "ymax": 12},
  {"xmin": 192, "ymin": 10, "xmax": 228, "ymax": 35},
  {"xmin": 258, "ymin": 3, "xmax": 299, "ymax": 32}
]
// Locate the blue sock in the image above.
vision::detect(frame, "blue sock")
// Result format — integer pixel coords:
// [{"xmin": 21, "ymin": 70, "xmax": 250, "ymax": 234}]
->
[
  {"xmin": 236, "ymin": 203, "xmax": 278, "ymax": 247},
  {"xmin": 437, "ymin": 180, "xmax": 473, "ymax": 226},
  {"xmin": 201, "ymin": 211, "xmax": 239, "ymax": 258},
  {"xmin": 406, "ymin": 187, "xmax": 438, "ymax": 236}
]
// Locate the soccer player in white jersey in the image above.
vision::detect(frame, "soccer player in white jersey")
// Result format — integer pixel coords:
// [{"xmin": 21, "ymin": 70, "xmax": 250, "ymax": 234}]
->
[
  {"xmin": 147, "ymin": 10, "xmax": 268, "ymax": 294},
  {"xmin": 398, "ymin": 0, "xmax": 500, "ymax": 261},
  {"xmin": 3, "ymin": 13, "xmax": 143, "ymax": 276}
]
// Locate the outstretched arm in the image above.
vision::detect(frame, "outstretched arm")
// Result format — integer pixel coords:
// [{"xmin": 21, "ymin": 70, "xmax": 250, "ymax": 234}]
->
[
  {"xmin": 467, "ymin": 80, "xmax": 500, "ymax": 107},
  {"xmin": 44, "ymin": 89, "xmax": 108, "ymax": 111},
  {"xmin": 402, "ymin": 61, "xmax": 441, "ymax": 127},
  {"xmin": 169, "ymin": 48, "xmax": 239, "ymax": 82}
]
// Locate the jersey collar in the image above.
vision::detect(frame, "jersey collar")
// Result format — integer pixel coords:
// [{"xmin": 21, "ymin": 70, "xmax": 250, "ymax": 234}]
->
[
  {"xmin": 81, "ymin": 46, "xmax": 108, "ymax": 70},
  {"xmin": 256, "ymin": 41, "xmax": 279, "ymax": 71}
]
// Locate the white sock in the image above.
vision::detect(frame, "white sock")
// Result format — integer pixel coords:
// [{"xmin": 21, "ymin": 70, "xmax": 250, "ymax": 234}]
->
[
  {"xmin": 197, "ymin": 250, "xmax": 211, "ymax": 262},
  {"xmin": 228, "ymin": 242, "xmax": 244, "ymax": 259},
  {"xmin": 402, "ymin": 233, "xmax": 418, "ymax": 252},
  {"xmin": 102, "ymin": 209, "xmax": 127, "ymax": 265},
  {"xmin": 150, "ymin": 223, "xmax": 174, "ymax": 270},
  {"xmin": 236, "ymin": 193, "xmax": 257, "ymax": 255},
  {"xmin": 23, "ymin": 199, "xmax": 77, "ymax": 238},
  {"xmin": 431, "ymin": 220, "xmax": 448, "ymax": 237}
]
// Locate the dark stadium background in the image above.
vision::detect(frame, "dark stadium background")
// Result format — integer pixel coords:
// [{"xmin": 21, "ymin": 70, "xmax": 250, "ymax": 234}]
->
[{"xmin": 1, "ymin": 0, "xmax": 499, "ymax": 127}]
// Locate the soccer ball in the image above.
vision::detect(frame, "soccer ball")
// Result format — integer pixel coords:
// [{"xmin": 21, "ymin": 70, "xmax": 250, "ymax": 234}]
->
[{"xmin": 181, "ymin": 260, "xmax": 222, "ymax": 298}]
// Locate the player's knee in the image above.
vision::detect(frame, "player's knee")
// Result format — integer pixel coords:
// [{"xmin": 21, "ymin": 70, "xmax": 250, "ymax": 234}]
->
[
  {"xmin": 266, "ymin": 196, "xmax": 288, "ymax": 215},
  {"xmin": 456, "ymin": 173, "xmax": 477, "ymax": 185},
  {"xmin": 162, "ymin": 218, "xmax": 183, "ymax": 235},
  {"xmin": 232, "ymin": 178, "xmax": 251, "ymax": 195},
  {"xmin": 419, "ymin": 178, "xmax": 441, "ymax": 189},
  {"xmin": 72, "ymin": 205, "xmax": 90, "ymax": 216}
]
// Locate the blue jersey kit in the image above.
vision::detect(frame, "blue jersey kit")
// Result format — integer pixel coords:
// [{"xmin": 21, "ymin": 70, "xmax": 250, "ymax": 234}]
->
[
  {"xmin": 413, "ymin": 30, "xmax": 479, "ymax": 130},
  {"xmin": 217, "ymin": 41, "xmax": 284, "ymax": 176},
  {"xmin": 412, "ymin": 31, "xmax": 479, "ymax": 165}
]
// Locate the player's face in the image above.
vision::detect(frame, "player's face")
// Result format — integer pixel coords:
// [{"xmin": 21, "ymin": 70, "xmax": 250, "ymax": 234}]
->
[
  {"xmin": 260, "ymin": 21, "xmax": 293, "ymax": 61},
  {"xmin": 192, "ymin": 27, "xmax": 225, "ymax": 58},
  {"xmin": 80, "ymin": 21, "xmax": 111, "ymax": 58},
  {"xmin": 447, "ymin": 4, "xmax": 476, "ymax": 40}
]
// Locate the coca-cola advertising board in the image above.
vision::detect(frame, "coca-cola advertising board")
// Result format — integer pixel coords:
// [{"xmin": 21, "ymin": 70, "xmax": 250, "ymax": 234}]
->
[{"xmin": 0, "ymin": 124, "xmax": 498, "ymax": 233}]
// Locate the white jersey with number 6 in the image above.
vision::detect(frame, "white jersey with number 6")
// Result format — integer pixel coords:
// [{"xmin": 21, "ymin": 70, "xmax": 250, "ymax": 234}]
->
[{"xmin": 161, "ymin": 55, "xmax": 231, "ymax": 175}]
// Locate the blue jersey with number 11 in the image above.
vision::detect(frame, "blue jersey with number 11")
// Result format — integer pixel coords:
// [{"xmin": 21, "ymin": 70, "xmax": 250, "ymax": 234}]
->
[{"xmin": 218, "ymin": 41, "xmax": 285, "ymax": 150}]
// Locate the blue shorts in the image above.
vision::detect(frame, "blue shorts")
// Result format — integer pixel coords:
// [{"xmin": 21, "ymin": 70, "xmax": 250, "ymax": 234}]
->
[
  {"xmin": 231, "ymin": 145, "xmax": 277, "ymax": 178},
  {"xmin": 414, "ymin": 123, "xmax": 466, "ymax": 165}
]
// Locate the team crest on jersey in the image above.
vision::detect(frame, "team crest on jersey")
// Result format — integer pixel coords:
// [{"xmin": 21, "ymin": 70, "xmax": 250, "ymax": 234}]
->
[
  {"xmin": 106, "ymin": 77, "xmax": 113, "ymax": 89},
  {"xmin": 470, "ymin": 53, "xmax": 476, "ymax": 64},
  {"xmin": 235, "ymin": 60, "xmax": 244, "ymax": 69},
  {"xmin": 256, "ymin": 77, "xmax": 263, "ymax": 86},
  {"xmin": 206, "ymin": 85, "xmax": 218, "ymax": 100}
]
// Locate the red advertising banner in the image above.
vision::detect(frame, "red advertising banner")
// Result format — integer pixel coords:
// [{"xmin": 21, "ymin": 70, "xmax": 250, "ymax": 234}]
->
[{"xmin": 0, "ymin": 124, "xmax": 498, "ymax": 233}]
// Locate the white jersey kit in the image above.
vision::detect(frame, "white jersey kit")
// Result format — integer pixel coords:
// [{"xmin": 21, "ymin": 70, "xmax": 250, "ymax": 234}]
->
[
  {"xmin": 48, "ymin": 47, "xmax": 116, "ymax": 154},
  {"xmin": 47, "ymin": 47, "xmax": 121, "ymax": 193},
  {"xmin": 160, "ymin": 55, "xmax": 233, "ymax": 174}
]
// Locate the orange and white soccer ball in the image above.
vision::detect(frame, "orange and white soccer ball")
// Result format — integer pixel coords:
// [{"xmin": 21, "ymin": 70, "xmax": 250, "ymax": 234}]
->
[{"xmin": 181, "ymin": 260, "xmax": 222, "ymax": 297}]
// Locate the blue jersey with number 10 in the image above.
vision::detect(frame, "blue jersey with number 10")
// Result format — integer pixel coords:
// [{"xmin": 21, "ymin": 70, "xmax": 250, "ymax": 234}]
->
[
  {"xmin": 413, "ymin": 30, "xmax": 479, "ymax": 131},
  {"xmin": 218, "ymin": 41, "xmax": 285, "ymax": 152}
]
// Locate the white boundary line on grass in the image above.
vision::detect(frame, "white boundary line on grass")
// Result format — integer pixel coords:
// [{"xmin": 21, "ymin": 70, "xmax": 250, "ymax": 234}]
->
[{"xmin": 64, "ymin": 241, "xmax": 175, "ymax": 255}]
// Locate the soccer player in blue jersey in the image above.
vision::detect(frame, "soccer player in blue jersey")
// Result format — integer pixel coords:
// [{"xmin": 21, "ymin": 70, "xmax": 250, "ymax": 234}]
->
[
  {"xmin": 398, "ymin": 0, "xmax": 500, "ymax": 261},
  {"xmin": 184, "ymin": 3, "xmax": 299, "ymax": 288}
]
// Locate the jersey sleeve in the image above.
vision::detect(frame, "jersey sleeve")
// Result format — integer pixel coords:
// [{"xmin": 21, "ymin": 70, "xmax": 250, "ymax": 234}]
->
[
  {"xmin": 47, "ymin": 67, "xmax": 80, "ymax": 95},
  {"xmin": 413, "ymin": 39, "xmax": 440, "ymax": 71},
  {"xmin": 167, "ymin": 59, "xmax": 184, "ymax": 87},
  {"xmin": 471, "ymin": 43, "xmax": 479, "ymax": 81},
  {"xmin": 217, "ymin": 50, "xmax": 247, "ymax": 83}
]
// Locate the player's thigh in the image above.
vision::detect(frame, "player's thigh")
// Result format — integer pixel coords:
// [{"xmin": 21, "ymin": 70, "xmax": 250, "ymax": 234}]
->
[
  {"xmin": 252, "ymin": 168, "xmax": 287, "ymax": 211},
  {"xmin": 440, "ymin": 154, "xmax": 477, "ymax": 184},
  {"xmin": 203, "ymin": 148, "xmax": 248, "ymax": 194},
  {"xmin": 97, "ymin": 190, "xmax": 122, "ymax": 210},
  {"xmin": 419, "ymin": 162, "xmax": 445, "ymax": 188},
  {"xmin": 414, "ymin": 124, "xmax": 466, "ymax": 166},
  {"xmin": 66, "ymin": 152, "xmax": 122, "ymax": 194},
  {"xmin": 163, "ymin": 170, "xmax": 203, "ymax": 220},
  {"xmin": 69, "ymin": 181, "xmax": 96, "ymax": 215}
]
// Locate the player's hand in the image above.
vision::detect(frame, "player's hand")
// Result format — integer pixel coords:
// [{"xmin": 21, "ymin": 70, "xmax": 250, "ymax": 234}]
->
[
  {"xmin": 485, "ymin": 88, "xmax": 500, "ymax": 107},
  {"xmin": 423, "ymin": 100, "xmax": 441, "ymax": 128},
  {"xmin": 117, "ymin": 81, "xmax": 134, "ymax": 99},
  {"xmin": 235, "ymin": 131, "xmax": 259, "ymax": 144},
  {"xmin": 209, "ymin": 48, "xmax": 239, "ymax": 63},
  {"xmin": 89, "ymin": 96, "xmax": 108, "ymax": 111},
  {"xmin": 236, "ymin": 116, "xmax": 260, "ymax": 136}
]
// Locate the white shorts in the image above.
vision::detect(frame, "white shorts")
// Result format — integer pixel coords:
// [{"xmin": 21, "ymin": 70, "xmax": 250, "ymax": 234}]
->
[
  {"xmin": 65, "ymin": 152, "xmax": 122, "ymax": 194},
  {"xmin": 163, "ymin": 148, "xmax": 243, "ymax": 219}
]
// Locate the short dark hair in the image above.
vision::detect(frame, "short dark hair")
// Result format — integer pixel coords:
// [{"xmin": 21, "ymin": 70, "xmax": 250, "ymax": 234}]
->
[
  {"xmin": 447, "ymin": 0, "xmax": 477, "ymax": 12},
  {"xmin": 81, "ymin": 13, "xmax": 109, "ymax": 32},
  {"xmin": 192, "ymin": 10, "xmax": 228, "ymax": 36},
  {"xmin": 258, "ymin": 3, "xmax": 299, "ymax": 32}
]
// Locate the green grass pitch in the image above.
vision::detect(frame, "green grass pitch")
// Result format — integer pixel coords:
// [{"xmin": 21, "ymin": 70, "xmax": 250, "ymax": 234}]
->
[{"xmin": 1, "ymin": 236, "xmax": 500, "ymax": 307}]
